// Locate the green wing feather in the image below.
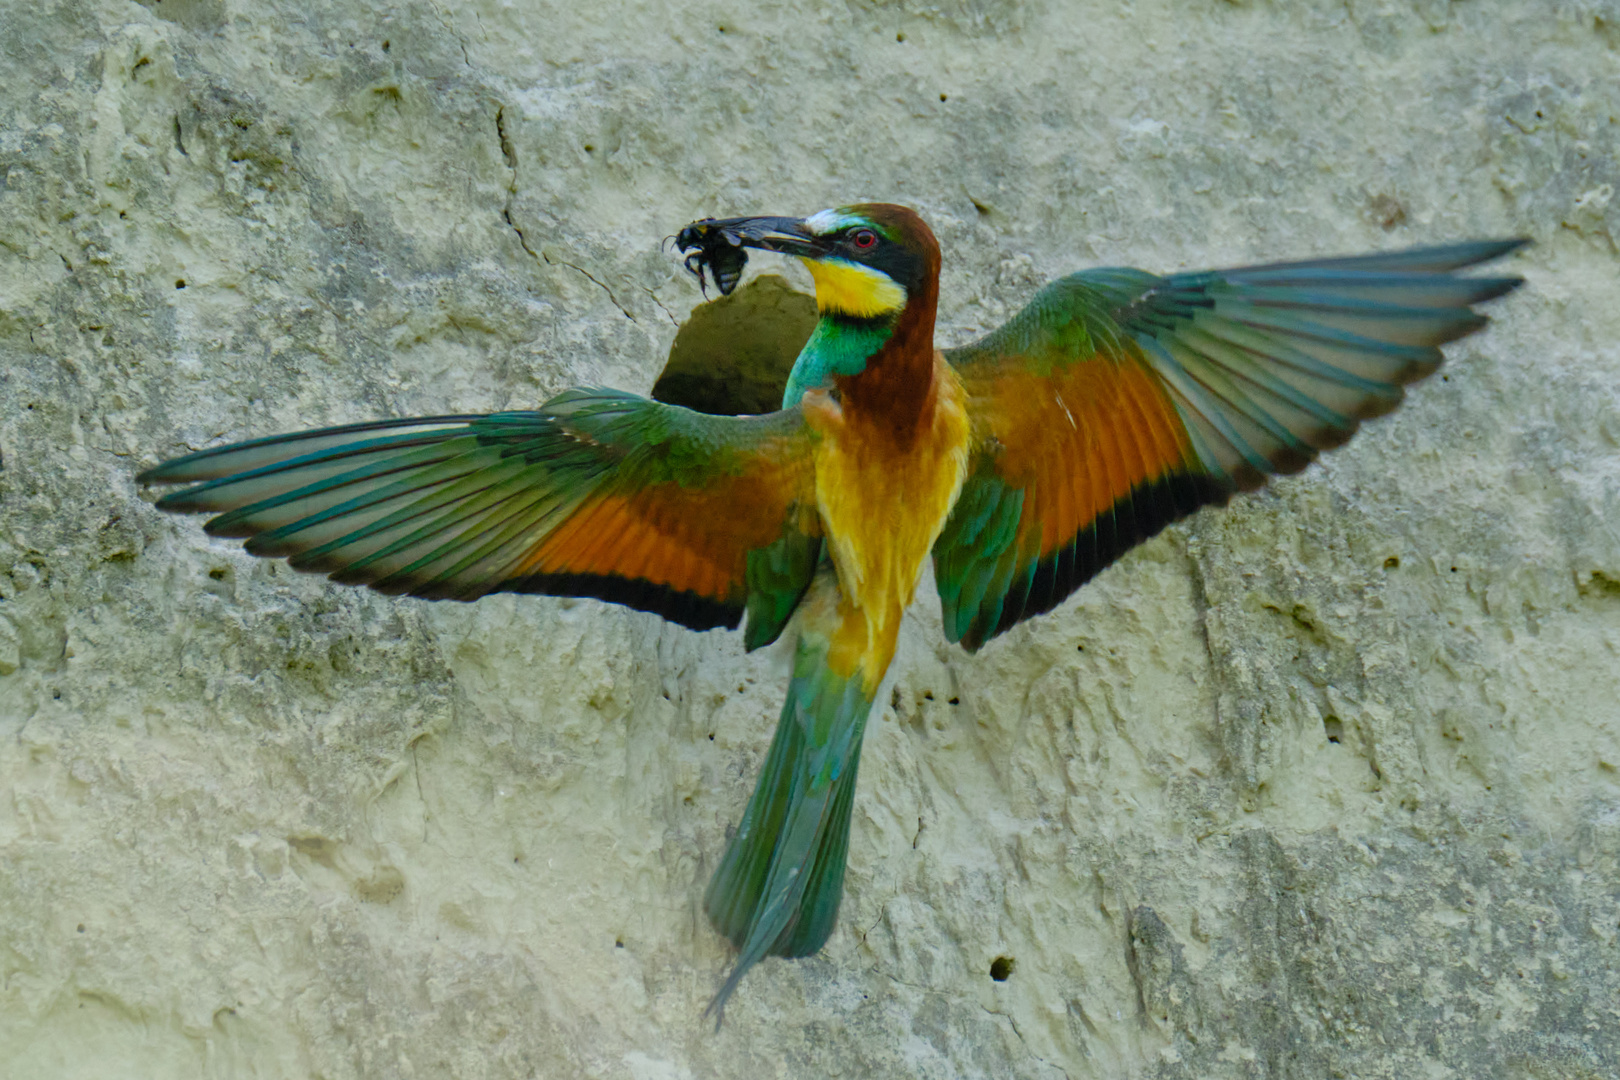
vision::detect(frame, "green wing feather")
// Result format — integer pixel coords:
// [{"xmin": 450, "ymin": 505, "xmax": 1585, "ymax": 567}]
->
[
  {"xmin": 937, "ymin": 239, "xmax": 1526, "ymax": 651},
  {"xmin": 141, "ymin": 389, "xmax": 820, "ymax": 644}
]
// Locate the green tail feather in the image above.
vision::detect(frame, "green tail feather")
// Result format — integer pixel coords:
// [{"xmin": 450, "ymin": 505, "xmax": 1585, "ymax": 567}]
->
[{"xmin": 703, "ymin": 618, "xmax": 877, "ymax": 1023}]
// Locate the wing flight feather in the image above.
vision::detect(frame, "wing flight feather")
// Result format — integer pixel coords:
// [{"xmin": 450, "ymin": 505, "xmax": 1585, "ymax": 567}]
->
[
  {"xmin": 142, "ymin": 389, "xmax": 822, "ymax": 646},
  {"xmin": 936, "ymin": 239, "xmax": 1525, "ymax": 650}
]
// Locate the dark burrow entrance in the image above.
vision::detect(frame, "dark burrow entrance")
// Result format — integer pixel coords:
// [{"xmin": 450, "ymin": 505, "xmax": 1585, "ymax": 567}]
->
[{"xmin": 650, "ymin": 274, "xmax": 817, "ymax": 416}]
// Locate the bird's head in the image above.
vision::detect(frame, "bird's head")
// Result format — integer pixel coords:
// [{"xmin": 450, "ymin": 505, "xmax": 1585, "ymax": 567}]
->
[{"xmin": 677, "ymin": 203, "xmax": 940, "ymax": 322}]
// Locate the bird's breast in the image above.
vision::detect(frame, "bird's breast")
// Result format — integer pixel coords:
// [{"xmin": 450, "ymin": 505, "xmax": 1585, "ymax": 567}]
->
[{"xmin": 805, "ymin": 354, "xmax": 970, "ymax": 680}]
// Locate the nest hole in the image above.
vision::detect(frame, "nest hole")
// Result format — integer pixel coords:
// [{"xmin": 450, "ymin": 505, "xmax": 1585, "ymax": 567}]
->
[{"xmin": 652, "ymin": 274, "xmax": 816, "ymax": 416}]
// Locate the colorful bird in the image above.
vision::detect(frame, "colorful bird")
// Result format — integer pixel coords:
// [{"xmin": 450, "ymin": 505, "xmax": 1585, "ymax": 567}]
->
[{"xmin": 138, "ymin": 204, "xmax": 1524, "ymax": 1018}]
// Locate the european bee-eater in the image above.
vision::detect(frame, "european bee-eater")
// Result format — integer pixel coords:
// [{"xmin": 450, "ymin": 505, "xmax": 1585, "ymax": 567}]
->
[{"xmin": 138, "ymin": 204, "xmax": 1524, "ymax": 1018}]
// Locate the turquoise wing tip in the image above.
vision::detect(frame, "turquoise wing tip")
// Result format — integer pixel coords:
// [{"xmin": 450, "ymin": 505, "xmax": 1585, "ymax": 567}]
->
[
  {"xmin": 138, "ymin": 453, "xmax": 218, "ymax": 488},
  {"xmin": 1475, "ymin": 237, "xmax": 1532, "ymax": 261}
]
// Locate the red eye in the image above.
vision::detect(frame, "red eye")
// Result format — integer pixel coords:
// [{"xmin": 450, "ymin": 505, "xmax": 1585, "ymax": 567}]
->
[{"xmin": 851, "ymin": 228, "xmax": 878, "ymax": 250}]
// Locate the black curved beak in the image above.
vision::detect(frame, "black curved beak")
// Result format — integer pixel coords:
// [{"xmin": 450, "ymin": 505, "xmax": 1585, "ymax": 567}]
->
[{"xmin": 674, "ymin": 215, "xmax": 829, "ymax": 260}]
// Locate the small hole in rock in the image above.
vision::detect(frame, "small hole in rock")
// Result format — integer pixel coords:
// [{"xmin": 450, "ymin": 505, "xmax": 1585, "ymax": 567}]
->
[
  {"xmin": 382, "ymin": 39, "xmax": 390, "ymax": 51},
  {"xmin": 990, "ymin": 956, "xmax": 1015, "ymax": 981},
  {"xmin": 175, "ymin": 279, "xmax": 186, "ymax": 289},
  {"xmin": 1450, "ymin": 566, "xmax": 1458, "ymax": 573},
  {"xmin": 208, "ymin": 567, "xmax": 228, "ymax": 580},
  {"xmin": 615, "ymin": 938, "xmax": 624, "ymax": 948},
  {"xmin": 1324, "ymin": 716, "xmax": 1343, "ymax": 744},
  {"xmin": 77, "ymin": 924, "xmax": 86, "ymax": 933},
  {"xmin": 583, "ymin": 144, "xmax": 595, "ymax": 153},
  {"xmin": 923, "ymin": 691, "xmax": 934, "ymax": 701},
  {"xmin": 1384, "ymin": 556, "xmax": 1400, "ymax": 570},
  {"xmin": 896, "ymin": 32, "xmax": 906, "ymax": 41},
  {"xmin": 939, "ymin": 93, "xmax": 948, "ymax": 101},
  {"xmin": 708, "ymin": 733, "xmax": 715, "ymax": 741}
]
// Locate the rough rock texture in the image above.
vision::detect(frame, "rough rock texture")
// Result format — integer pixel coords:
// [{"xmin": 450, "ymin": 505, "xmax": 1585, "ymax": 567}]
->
[{"xmin": 2, "ymin": 1, "xmax": 1618, "ymax": 1077}]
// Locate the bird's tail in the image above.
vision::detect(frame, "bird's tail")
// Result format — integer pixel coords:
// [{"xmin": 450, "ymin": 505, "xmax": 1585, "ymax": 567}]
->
[{"xmin": 704, "ymin": 571, "xmax": 879, "ymax": 1023}]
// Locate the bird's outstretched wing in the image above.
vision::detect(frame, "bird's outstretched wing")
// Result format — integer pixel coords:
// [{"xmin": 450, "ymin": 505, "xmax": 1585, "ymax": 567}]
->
[
  {"xmin": 935, "ymin": 240, "xmax": 1526, "ymax": 651},
  {"xmin": 140, "ymin": 389, "xmax": 821, "ymax": 650}
]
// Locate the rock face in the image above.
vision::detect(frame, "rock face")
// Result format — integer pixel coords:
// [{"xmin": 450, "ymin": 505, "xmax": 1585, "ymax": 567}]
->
[{"xmin": 2, "ymin": 1, "xmax": 1617, "ymax": 1076}]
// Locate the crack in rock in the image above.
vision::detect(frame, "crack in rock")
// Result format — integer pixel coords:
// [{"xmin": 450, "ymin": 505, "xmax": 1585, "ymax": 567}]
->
[
  {"xmin": 640, "ymin": 285, "xmax": 678, "ymax": 326},
  {"xmin": 983, "ymin": 1003, "xmax": 1074, "ymax": 1080},
  {"xmin": 495, "ymin": 105, "xmax": 539, "ymax": 263},
  {"xmin": 495, "ymin": 105, "xmax": 634, "ymax": 322},
  {"xmin": 558, "ymin": 259, "xmax": 636, "ymax": 322},
  {"xmin": 429, "ymin": 2, "xmax": 473, "ymax": 67}
]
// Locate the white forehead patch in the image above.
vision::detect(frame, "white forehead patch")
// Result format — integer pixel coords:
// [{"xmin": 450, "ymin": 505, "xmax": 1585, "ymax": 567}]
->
[{"xmin": 804, "ymin": 208, "xmax": 864, "ymax": 237}]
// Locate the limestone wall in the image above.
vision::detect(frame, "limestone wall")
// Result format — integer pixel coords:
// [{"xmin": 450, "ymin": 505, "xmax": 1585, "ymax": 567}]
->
[{"xmin": 2, "ymin": 1, "xmax": 1618, "ymax": 1077}]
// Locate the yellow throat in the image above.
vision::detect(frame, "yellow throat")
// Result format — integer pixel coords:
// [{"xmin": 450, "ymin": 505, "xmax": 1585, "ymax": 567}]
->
[{"xmin": 802, "ymin": 257, "xmax": 907, "ymax": 320}]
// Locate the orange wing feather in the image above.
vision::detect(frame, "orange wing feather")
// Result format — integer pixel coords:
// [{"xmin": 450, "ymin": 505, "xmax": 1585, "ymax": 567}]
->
[
  {"xmin": 969, "ymin": 359, "xmax": 1200, "ymax": 558},
  {"xmin": 519, "ymin": 465, "xmax": 799, "ymax": 601},
  {"xmin": 141, "ymin": 392, "xmax": 824, "ymax": 640},
  {"xmin": 935, "ymin": 242, "xmax": 1523, "ymax": 650}
]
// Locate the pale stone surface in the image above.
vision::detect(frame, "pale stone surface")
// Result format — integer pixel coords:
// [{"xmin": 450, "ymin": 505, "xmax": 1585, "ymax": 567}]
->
[{"xmin": 2, "ymin": 1, "xmax": 1618, "ymax": 1077}]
